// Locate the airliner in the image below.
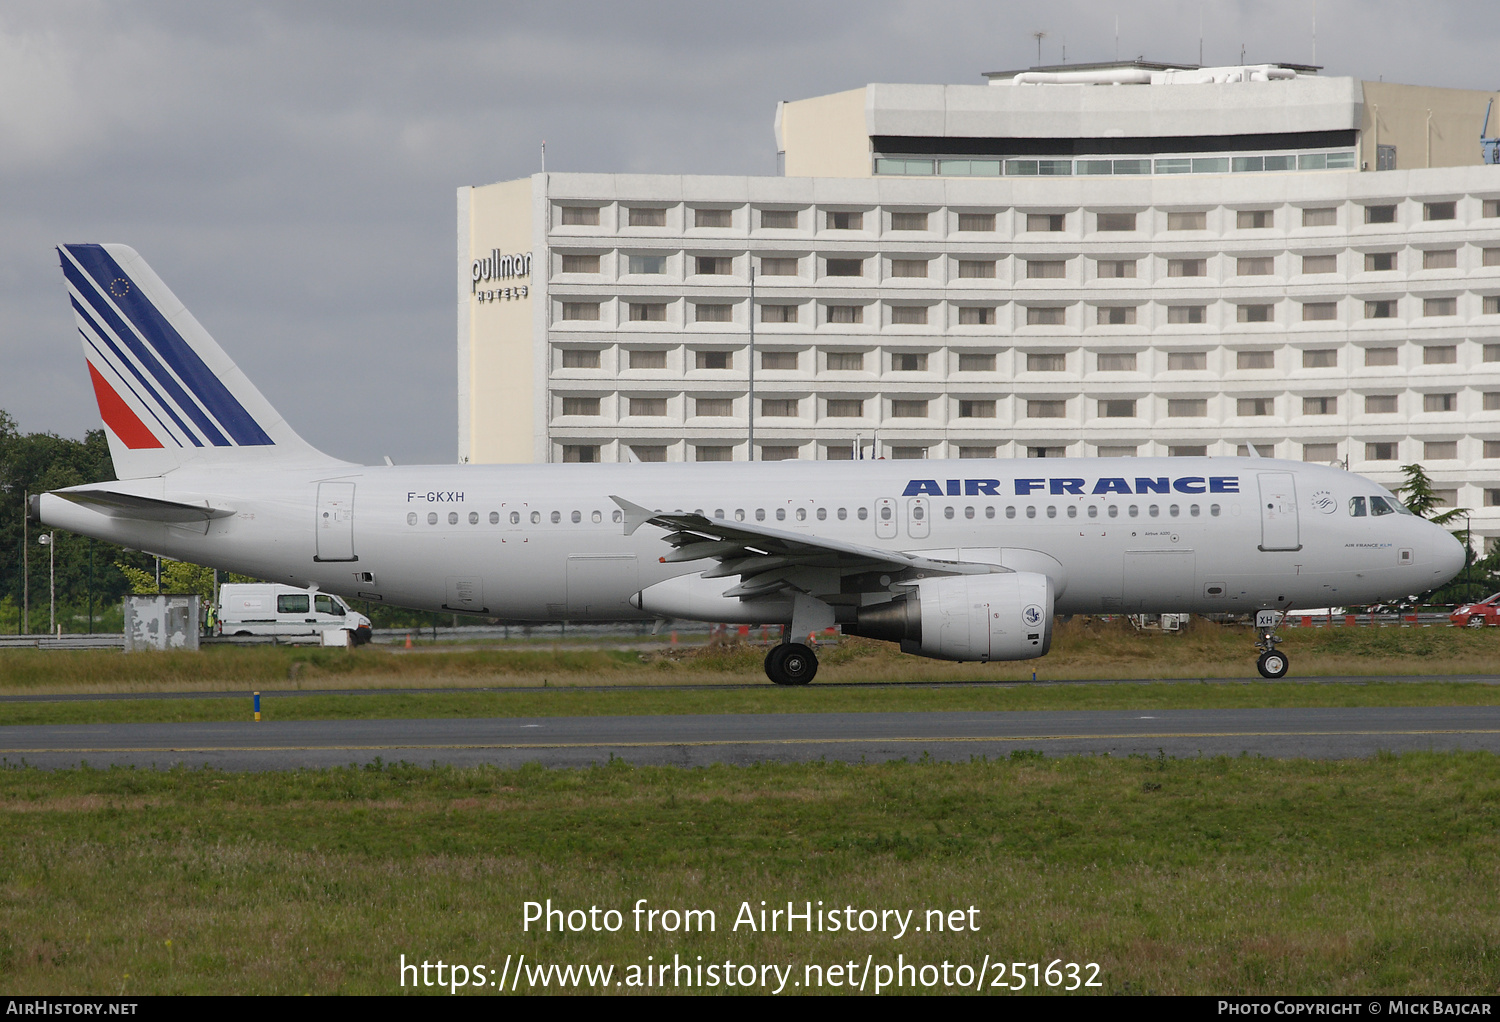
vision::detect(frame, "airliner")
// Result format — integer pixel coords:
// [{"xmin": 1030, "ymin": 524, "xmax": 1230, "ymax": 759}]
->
[{"xmin": 32, "ymin": 244, "xmax": 1465, "ymax": 684}]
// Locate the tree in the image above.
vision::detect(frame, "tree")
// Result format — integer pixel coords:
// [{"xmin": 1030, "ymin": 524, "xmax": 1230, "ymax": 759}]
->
[
  {"xmin": 1395, "ymin": 463, "xmax": 1466, "ymax": 525},
  {"xmin": 1396, "ymin": 463, "xmax": 1491, "ymax": 604}
]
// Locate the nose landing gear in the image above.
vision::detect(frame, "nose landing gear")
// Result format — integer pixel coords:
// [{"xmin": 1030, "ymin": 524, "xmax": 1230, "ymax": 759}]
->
[{"xmin": 1253, "ymin": 609, "xmax": 1289, "ymax": 678}]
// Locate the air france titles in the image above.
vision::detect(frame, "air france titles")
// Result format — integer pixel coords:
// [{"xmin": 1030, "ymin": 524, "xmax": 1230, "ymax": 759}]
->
[
  {"xmin": 901, "ymin": 476, "xmax": 1241, "ymax": 497},
  {"xmin": 472, "ymin": 249, "xmax": 531, "ymax": 303}
]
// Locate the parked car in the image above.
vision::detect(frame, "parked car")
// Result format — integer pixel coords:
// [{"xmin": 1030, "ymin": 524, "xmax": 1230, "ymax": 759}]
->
[
  {"xmin": 217, "ymin": 584, "xmax": 372, "ymax": 644},
  {"xmin": 1450, "ymin": 594, "xmax": 1500, "ymax": 628}
]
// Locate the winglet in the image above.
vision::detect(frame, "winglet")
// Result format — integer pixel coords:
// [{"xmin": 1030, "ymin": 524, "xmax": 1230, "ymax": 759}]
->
[{"xmin": 609, "ymin": 495, "xmax": 658, "ymax": 536}]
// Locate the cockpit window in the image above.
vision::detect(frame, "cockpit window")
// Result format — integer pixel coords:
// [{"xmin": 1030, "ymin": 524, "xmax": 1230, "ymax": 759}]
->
[
  {"xmin": 1391, "ymin": 498, "xmax": 1414, "ymax": 515},
  {"xmin": 1370, "ymin": 495, "xmax": 1396, "ymax": 516},
  {"xmin": 1349, "ymin": 496, "xmax": 1366, "ymax": 517}
]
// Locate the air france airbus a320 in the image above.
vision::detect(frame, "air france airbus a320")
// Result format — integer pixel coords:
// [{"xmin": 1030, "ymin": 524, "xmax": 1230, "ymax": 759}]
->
[{"xmin": 33, "ymin": 244, "xmax": 1465, "ymax": 684}]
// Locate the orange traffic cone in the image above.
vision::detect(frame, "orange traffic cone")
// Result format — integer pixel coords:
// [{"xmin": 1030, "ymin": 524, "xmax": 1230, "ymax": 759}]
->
[{"xmin": 404, "ymin": 633, "xmax": 412, "ymax": 649}]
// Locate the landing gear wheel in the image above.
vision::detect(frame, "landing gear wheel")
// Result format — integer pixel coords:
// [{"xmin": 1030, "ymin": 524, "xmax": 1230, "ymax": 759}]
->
[
  {"xmin": 1257, "ymin": 650, "xmax": 1289, "ymax": 679},
  {"xmin": 765, "ymin": 642, "xmax": 818, "ymax": 686},
  {"xmin": 1468, "ymin": 615, "xmax": 1486, "ymax": 628}
]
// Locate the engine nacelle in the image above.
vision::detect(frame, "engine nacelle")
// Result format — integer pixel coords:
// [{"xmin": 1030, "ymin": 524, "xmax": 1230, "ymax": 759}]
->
[{"xmin": 846, "ymin": 571, "xmax": 1053, "ymax": 662}]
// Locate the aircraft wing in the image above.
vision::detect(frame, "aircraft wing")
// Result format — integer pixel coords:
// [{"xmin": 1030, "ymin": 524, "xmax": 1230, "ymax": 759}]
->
[{"xmin": 611, "ymin": 495, "xmax": 1003, "ymax": 601}]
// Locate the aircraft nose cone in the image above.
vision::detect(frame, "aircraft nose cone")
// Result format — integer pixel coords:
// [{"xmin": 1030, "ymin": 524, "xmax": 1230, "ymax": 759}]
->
[{"xmin": 1434, "ymin": 527, "xmax": 1466, "ymax": 583}]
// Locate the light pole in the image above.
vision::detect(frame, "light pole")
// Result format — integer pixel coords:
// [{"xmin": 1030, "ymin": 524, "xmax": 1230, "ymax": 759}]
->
[
  {"xmin": 747, "ymin": 265, "xmax": 756, "ymax": 461},
  {"xmin": 37, "ymin": 532, "xmax": 55, "ymax": 635},
  {"xmin": 21, "ymin": 490, "xmax": 28, "ymax": 635}
]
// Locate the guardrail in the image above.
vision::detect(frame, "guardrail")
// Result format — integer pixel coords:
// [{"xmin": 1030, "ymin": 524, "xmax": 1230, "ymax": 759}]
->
[
  {"xmin": 0, "ymin": 634, "xmax": 127, "ymax": 650},
  {"xmin": 1282, "ymin": 611, "xmax": 1456, "ymax": 628}
]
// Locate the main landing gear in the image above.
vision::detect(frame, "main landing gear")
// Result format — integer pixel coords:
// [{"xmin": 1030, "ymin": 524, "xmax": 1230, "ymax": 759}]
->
[
  {"xmin": 1254, "ymin": 610, "xmax": 1290, "ymax": 679},
  {"xmin": 765, "ymin": 641, "xmax": 818, "ymax": 686}
]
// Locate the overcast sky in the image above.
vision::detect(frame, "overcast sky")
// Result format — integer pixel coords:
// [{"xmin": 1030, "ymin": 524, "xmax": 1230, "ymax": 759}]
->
[{"xmin": 3, "ymin": 0, "xmax": 1498, "ymax": 465}]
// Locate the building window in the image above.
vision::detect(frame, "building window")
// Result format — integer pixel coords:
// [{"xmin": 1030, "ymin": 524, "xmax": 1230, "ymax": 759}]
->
[
  {"xmin": 1366, "ymin": 395, "xmax": 1398, "ymax": 414},
  {"xmin": 1424, "ymin": 201, "xmax": 1457, "ymax": 221},
  {"xmin": 1365, "ymin": 204, "xmax": 1397, "ymax": 224},
  {"xmin": 561, "ymin": 397, "xmax": 600, "ymax": 416},
  {"xmin": 1097, "ymin": 445, "xmax": 1137, "ymax": 457},
  {"xmin": 1365, "ymin": 252, "xmax": 1397, "ymax": 272},
  {"xmin": 1097, "ymin": 306, "xmax": 1136, "ymax": 325},
  {"xmin": 1027, "ymin": 399, "xmax": 1066, "ymax": 418},
  {"xmin": 1027, "ymin": 352, "xmax": 1066, "ymax": 371},
  {"xmin": 957, "ymin": 213, "xmax": 995, "ymax": 232},
  {"xmin": 1169, "ymin": 445, "xmax": 1208, "ymax": 457},
  {"xmin": 1027, "ymin": 446, "xmax": 1066, "ymax": 458},
  {"xmin": 1303, "ymin": 396, "xmax": 1337, "ymax": 415},
  {"xmin": 761, "ymin": 351, "xmax": 798, "ymax": 370},
  {"xmin": 1484, "ymin": 249, "xmax": 1500, "ymax": 266},
  {"xmin": 761, "ymin": 399, "xmax": 798, "ymax": 417},
  {"xmin": 1026, "ymin": 213, "xmax": 1066, "ymax": 232},
  {"xmin": 1168, "ymin": 398, "xmax": 1207, "ymax": 417},
  {"xmin": 1487, "ymin": 393, "xmax": 1500, "ymax": 411},
  {"xmin": 826, "ymin": 258, "xmax": 863, "ymax": 277},
  {"xmin": 1302, "ymin": 207, "xmax": 1338, "ymax": 227},
  {"xmin": 559, "ymin": 206, "xmax": 600, "ymax": 226},
  {"xmin": 1425, "ymin": 441, "xmax": 1458, "ymax": 460},
  {"xmin": 562, "ymin": 444, "xmax": 599, "ymax": 463},
  {"xmin": 958, "ymin": 259, "xmax": 996, "ymax": 278},
  {"xmin": 1097, "ymin": 352, "xmax": 1137, "ymax": 371},
  {"xmin": 889, "ymin": 447, "xmax": 928, "ymax": 460},
  {"xmin": 695, "ymin": 304, "xmax": 732, "ymax": 323},
  {"xmin": 630, "ymin": 445, "xmax": 667, "ymax": 462},
  {"xmin": 760, "ymin": 257, "xmax": 799, "ymax": 275},
  {"xmin": 1026, "ymin": 307, "xmax": 1066, "ymax": 326},
  {"xmin": 628, "ymin": 349, "xmax": 666, "ymax": 369},
  {"xmin": 1424, "ymin": 393, "xmax": 1457, "ymax": 412},
  {"xmin": 1237, "ymin": 257, "xmax": 1275, "ymax": 275},
  {"xmin": 1486, "ymin": 201, "xmax": 1500, "ymax": 219},
  {"xmin": 760, "ymin": 209, "xmax": 799, "ymax": 229},
  {"xmin": 1365, "ymin": 347, "xmax": 1398, "ymax": 366},
  {"xmin": 561, "ymin": 302, "xmax": 600, "ymax": 321},
  {"xmin": 695, "ymin": 350, "xmax": 731, "ymax": 370},
  {"xmin": 1488, "ymin": 347, "xmax": 1500, "ymax": 363},
  {"xmin": 1365, "ymin": 299, "xmax": 1398, "ymax": 319},
  {"xmin": 1303, "ymin": 443, "xmax": 1338, "ymax": 462},
  {"xmin": 1096, "ymin": 212, "xmax": 1136, "ymax": 232},
  {"xmin": 694, "ymin": 208, "xmax": 732, "ymax": 228},
  {"xmin": 1424, "ymin": 345, "xmax": 1458, "ymax": 364},
  {"xmin": 826, "ymin": 351, "xmax": 864, "ymax": 371},
  {"xmin": 1238, "ymin": 398, "xmax": 1273, "ymax": 416},
  {"xmin": 1302, "ymin": 254, "xmax": 1337, "ymax": 274},
  {"xmin": 827, "ymin": 211, "xmax": 863, "ymax": 230},
  {"xmin": 1486, "ymin": 296, "xmax": 1500, "ymax": 315},
  {"xmin": 1303, "ymin": 348, "xmax": 1338, "ymax": 368},
  {"xmin": 1302, "ymin": 302, "xmax": 1337, "ymax": 321},
  {"xmin": 826, "ymin": 305, "xmax": 863, "ymax": 324},
  {"xmin": 1237, "ymin": 209, "xmax": 1274, "ymax": 229},
  {"xmin": 561, "ymin": 253, "xmax": 600, "ymax": 273},
  {"xmin": 1026, "ymin": 260, "xmax": 1066, "ymax": 279},
  {"xmin": 1237, "ymin": 304, "xmax": 1273, "ymax": 323},
  {"xmin": 1423, "ymin": 249, "xmax": 1458, "ymax": 270},
  {"xmin": 1167, "ymin": 211, "xmax": 1206, "ymax": 231},
  {"xmin": 1489, "ymin": 489, "xmax": 1500, "ymax": 507},
  {"xmin": 1236, "ymin": 350, "xmax": 1274, "ymax": 370},
  {"xmin": 695, "ymin": 446, "xmax": 731, "ymax": 462},
  {"xmin": 957, "ymin": 352, "xmax": 995, "ymax": 371},
  {"xmin": 890, "ymin": 211, "xmax": 928, "ymax": 231},
  {"xmin": 825, "ymin": 399, "xmax": 864, "ymax": 417},
  {"xmin": 561, "ymin": 349, "xmax": 600, "ymax": 369},
  {"xmin": 1167, "ymin": 305, "xmax": 1206, "ymax": 325},
  {"xmin": 1097, "ymin": 259, "xmax": 1137, "ymax": 278},
  {"xmin": 695, "ymin": 256, "xmax": 732, "ymax": 275},
  {"xmin": 695, "ymin": 397, "xmax": 733, "ymax": 417},
  {"xmin": 1168, "ymin": 258, "xmax": 1207, "ymax": 277},
  {"xmin": 958, "ymin": 399, "xmax": 996, "ymax": 418},
  {"xmin": 1423, "ymin": 297, "xmax": 1457, "ymax": 317},
  {"xmin": 629, "ymin": 303, "xmax": 666, "ymax": 323},
  {"xmin": 892, "ymin": 352, "xmax": 927, "ymax": 372},
  {"xmin": 628, "ymin": 398, "xmax": 667, "ymax": 417},
  {"xmin": 959, "ymin": 445, "xmax": 997, "ymax": 458},
  {"xmin": 958, "ymin": 306, "xmax": 995, "ymax": 325},
  {"xmin": 1486, "ymin": 440, "xmax": 1500, "ymax": 457},
  {"xmin": 629, "ymin": 207, "xmax": 666, "ymax": 228},
  {"xmin": 1099, "ymin": 399, "xmax": 1136, "ymax": 418},
  {"xmin": 1367, "ymin": 442, "xmax": 1398, "ymax": 461},
  {"xmin": 890, "ymin": 259, "xmax": 929, "ymax": 278},
  {"xmin": 627, "ymin": 255, "xmax": 666, "ymax": 274},
  {"xmin": 761, "ymin": 304, "xmax": 797, "ymax": 323},
  {"xmin": 1168, "ymin": 351, "xmax": 1207, "ymax": 371},
  {"xmin": 890, "ymin": 399, "xmax": 928, "ymax": 418}
]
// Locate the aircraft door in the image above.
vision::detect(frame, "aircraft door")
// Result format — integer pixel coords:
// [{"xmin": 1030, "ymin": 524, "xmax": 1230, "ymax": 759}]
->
[
  {"xmin": 1257, "ymin": 472, "xmax": 1301, "ymax": 551},
  {"xmin": 314, "ymin": 482, "xmax": 356, "ymax": 562},
  {"xmin": 907, "ymin": 498, "xmax": 930, "ymax": 539},
  {"xmin": 875, "ymin": 498, "xmax": 897, "ymax": 539}
]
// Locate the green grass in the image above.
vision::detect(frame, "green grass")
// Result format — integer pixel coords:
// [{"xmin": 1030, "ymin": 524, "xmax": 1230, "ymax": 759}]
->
[
  {"xmin": 4, "ymin": 678, "xmax": 1500, "ymax": 727},
  {"xmin": 2, "ymin": 753, "xmax": 1498, "ymax": 994}
]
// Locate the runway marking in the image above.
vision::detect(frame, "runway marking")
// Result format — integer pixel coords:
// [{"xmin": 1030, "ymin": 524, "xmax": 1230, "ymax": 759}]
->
[{"xmin": 5, "ymin": 728, "xmax": 1500, "ymax": 754}]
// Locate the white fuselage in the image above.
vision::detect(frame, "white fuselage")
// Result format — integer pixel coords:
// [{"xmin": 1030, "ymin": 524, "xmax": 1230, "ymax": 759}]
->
[{"xmin": 39, "ymin": 457, "xmax": 1465, "ymax": 623}]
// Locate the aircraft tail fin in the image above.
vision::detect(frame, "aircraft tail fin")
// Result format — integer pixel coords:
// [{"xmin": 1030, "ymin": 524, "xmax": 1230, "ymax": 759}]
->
[{"xmin": 58, "ymin": 243, "xmax": 342, "ymax": 479}]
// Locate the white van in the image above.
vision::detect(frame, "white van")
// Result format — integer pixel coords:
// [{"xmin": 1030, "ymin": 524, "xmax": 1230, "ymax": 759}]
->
[{"xmin": 217, "ymin": 584, "xmax": 372, "ymax": 645}]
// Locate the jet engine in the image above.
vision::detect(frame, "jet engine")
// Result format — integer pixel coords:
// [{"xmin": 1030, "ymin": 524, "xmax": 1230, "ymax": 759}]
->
[{"xmin": 845, "ymin": 572, "xmax": 1053, "ymax": 662}]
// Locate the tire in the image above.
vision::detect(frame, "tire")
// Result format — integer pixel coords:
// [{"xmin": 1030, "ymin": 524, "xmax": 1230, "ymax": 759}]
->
[
  {"xmin": 765, "ymin": 643, "xmax": 818, "ymax": 686},
  {"xmin": 1256, "ymin": 650, "xmax": 1289, "ymax": 679},
  {"xmin": 1467, "ymin": 615, "xmax": 1486, "ymax": 629}
]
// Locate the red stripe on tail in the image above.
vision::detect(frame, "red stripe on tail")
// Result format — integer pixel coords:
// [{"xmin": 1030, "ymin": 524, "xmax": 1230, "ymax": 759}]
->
[{"xmin": 87, "ymin": 361, "xmax": 164, "ymax": 449}]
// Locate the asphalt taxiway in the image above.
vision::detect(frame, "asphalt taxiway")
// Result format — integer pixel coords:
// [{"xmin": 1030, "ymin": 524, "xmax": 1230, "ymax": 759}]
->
[{"xmin": 2, "ymin": 705, "xmax": 1498, "ymax": 770}]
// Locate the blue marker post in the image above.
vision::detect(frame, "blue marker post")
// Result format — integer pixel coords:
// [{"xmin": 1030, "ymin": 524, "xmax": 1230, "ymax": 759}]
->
[{"xmin": 253, "ymin": 691, "xmax": 261, "ymax": 722}]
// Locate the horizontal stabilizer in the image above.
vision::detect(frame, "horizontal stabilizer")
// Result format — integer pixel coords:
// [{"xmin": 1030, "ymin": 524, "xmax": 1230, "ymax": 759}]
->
[{"xmin": 56, "ymin": 488, "xmax": 236, "ymax": 523}]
